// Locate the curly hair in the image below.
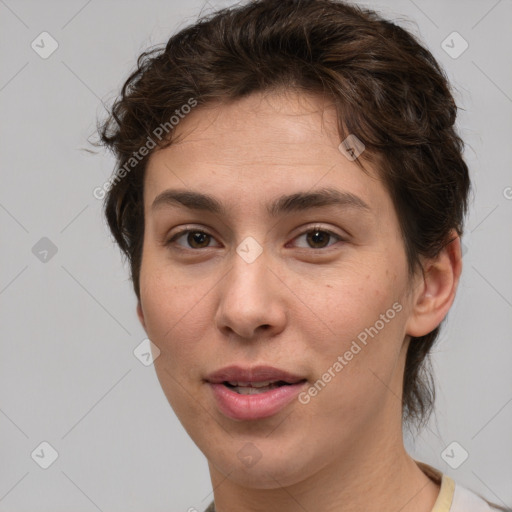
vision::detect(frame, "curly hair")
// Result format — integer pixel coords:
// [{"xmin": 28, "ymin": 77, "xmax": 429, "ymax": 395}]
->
[{"xmin": 96, "ymin": 0, "xmax": 470, "ymax": 430}]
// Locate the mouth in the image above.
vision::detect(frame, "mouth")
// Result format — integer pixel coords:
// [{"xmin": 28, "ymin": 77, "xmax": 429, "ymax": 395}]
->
[
  {"xmin": 222, "ymin": 380, "xmax": 303, "ymax": 395},
  {"xmin": 205, "ymin": 365, "xmax": 308, "ymax": 420},
  {"xmin": 205, "ymin": 364, "xmax": 306, "ymax": 386}
]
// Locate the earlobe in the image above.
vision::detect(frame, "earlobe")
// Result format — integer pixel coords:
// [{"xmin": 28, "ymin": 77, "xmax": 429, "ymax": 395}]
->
[
  {"xmin": 405, "ymin": 231, "xmax": 463, "ymax": 338},
  {"xmin": 137, "ymin": 301, "xmax": 146, "ymax": 331}
]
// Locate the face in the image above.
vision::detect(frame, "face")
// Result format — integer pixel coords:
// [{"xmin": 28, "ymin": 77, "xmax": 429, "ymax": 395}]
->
[{"xmin": 137, "ymin": 91, "xmax": 420, "ymax": 488}]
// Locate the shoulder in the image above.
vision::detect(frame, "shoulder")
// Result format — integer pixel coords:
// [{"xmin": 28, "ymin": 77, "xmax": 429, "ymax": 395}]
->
[
  {"xmin": 450, "ymin": 481, "xmax": 510, "ymax": 512},
  {"xmin": 413, "ymin": 460, "xmax": 509, "ymax": 512}
]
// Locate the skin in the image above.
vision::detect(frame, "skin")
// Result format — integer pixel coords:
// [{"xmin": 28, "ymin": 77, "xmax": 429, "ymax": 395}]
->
[{"xmin": 136, "ymin": 90, "xmax": 462, "ymax": 512}]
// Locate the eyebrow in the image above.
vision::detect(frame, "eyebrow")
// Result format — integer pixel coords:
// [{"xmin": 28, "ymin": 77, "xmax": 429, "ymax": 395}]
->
[{"xmin": 151, "ymin": 187, "xmax": 371, "ymax": 217}]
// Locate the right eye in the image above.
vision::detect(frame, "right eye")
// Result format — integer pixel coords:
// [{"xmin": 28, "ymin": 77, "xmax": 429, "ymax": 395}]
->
[{"xmin": 165, "ymin": 228, "xmax": 221, "ymax": 250}]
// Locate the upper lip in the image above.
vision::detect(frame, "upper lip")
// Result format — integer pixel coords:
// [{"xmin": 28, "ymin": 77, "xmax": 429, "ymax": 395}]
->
[{"xmin": 205, "ymin": 365, "xmax": 306, "ymax": 384}]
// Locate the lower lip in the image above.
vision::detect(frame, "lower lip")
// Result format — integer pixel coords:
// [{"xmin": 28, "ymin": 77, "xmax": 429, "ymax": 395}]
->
[{"xmin": 208, "ymin": 382, "xmax": 307, "ymax": 421}]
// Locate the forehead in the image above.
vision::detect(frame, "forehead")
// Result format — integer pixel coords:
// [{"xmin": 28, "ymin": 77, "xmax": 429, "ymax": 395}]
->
[
  {"xmin": 143, "ymin": 91, "xmax": 390, "ymax": 219},
  {"xmin": 158, "ymin": 91, "xmax": 346, "ymax": 164}
]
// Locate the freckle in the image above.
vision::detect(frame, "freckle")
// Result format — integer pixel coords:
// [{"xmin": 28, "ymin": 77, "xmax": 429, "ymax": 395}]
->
[{"xmin": 326, "ymin": 284, "xmax": 333, "ymax": 288}]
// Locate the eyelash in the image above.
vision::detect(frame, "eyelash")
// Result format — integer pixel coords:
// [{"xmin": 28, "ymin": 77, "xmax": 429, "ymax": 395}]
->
[{"xmin": 165, "ymin": 225, "xmax": 344, "ymax": 252}]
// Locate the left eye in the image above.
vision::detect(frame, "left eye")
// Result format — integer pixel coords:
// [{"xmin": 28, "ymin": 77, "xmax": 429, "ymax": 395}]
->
[
  {"xmin": 166, "ymin": 226, "xmax": 342, "ymax": 250},
  {"xmin": 292, "ymin": 227, "xmax": 342, "ymax": 250}
]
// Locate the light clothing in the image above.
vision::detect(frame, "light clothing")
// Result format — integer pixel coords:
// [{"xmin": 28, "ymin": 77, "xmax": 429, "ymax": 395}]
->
[{"xmin": 417, "ymin": 461, "xmax": 501, "ymax": 512}]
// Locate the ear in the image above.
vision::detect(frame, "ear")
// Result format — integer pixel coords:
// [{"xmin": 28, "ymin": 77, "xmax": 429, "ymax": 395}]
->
[
  {"xmin": 405, "ymin": 230, "xmax": 463, "ymax": 338},
  {"xmin": 137, "ymin": 301, "xmax": 146, "ymax": 331}
]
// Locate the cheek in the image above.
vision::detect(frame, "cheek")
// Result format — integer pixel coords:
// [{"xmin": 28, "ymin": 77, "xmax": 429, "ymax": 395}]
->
[
  {"xmin": 306, "ymin": 266, "xmax": 405, "ymax": 348},
  {"xmin": 301, "ymin": 270, "xmax": 408, "ymax": 407},
  {"xmin": 139, "ymin": 265, "xmax": 206, "ymax": 365},
  {"xmin": 139, "ymin": 268, "xmax": 213, "ymax": 421}
]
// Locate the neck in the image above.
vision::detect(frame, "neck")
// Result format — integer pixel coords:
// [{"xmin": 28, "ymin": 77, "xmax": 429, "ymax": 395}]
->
[{"xmin": 207, "ymin": 417, "xmax": 440, "ymax": 512}]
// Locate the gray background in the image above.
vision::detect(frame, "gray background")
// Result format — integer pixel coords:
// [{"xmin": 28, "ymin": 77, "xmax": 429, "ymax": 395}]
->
[{"xmin": 0, "ymin": 0, "xmax": 511, "ymax": 510}]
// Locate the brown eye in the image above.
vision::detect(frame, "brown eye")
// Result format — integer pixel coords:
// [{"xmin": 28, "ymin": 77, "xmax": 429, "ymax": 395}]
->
[
  {"xmin": 293, "ymin": 226, "xmax": 343, "ymax": 250},
  {"xmin": 306, "ymin": 230, "xmax": 331, "ymax": 249},
  {"xmin": 186, "ymin": 231, "xmax": 211, "ymax": 249},
  {"xmin": 167, "ymin": 229, "xmax": 218, "ymax": 249}
]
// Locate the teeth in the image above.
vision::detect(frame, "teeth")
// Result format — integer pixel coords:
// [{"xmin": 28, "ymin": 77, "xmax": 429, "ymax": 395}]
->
[
  {"xmin": 224, "ymin": 380, "xmax": 289, "ymax": 394},
  {"xmin": 227, "ymin": 380, "xmax": 276, "ymax": 387},
  {"xmin": 250, "ymin": 380, "xmax": 275, "ymax": 388},
  {"xmin": 235, "ymin": 384, "xmax": 278, "ymax": 395}
]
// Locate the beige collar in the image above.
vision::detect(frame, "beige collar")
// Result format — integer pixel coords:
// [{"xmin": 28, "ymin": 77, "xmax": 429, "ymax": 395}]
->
[{"xmin": 415, "ymin": 459, "xmax": 456, "ymax": 512}]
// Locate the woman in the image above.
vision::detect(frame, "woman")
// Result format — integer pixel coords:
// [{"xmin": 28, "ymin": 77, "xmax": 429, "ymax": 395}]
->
[{"xmin": 97, "ymin": 1, "xmax": 509, "ymax": 510}]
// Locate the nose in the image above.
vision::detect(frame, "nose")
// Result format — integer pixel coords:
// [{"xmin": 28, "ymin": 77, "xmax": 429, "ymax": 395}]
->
[{"xmin": 214, "ymin": 245, "xmax": 287, "ymax": 341}]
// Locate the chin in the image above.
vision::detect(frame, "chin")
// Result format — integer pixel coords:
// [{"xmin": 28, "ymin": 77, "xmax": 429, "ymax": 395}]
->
[
  {"xmin": 204, "ymin": 435, "xmax": 322, "ymax": 489},
  {"xmin": 211, "ymin": 457, "xmax": 311, "ymax": 489}
]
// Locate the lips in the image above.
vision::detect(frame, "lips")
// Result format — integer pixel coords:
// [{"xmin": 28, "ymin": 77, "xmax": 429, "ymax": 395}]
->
[
  {"xmin": 205, "ymin": 365, "xmax": 308, "ymax": 420},
  {"xmin": 205, "ymin": 365, "xmax": 306, "ymax": 385}
]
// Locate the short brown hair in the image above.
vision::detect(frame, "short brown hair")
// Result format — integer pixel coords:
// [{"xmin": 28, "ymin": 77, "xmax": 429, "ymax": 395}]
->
[{"xmin": 96, "ymin": 0, "xmax": 470, "ymax": 429}]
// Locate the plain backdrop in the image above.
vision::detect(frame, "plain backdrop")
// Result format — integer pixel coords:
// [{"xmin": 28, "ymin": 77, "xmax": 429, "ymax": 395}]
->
[{"xmin": 1, "ymin": 0, "xmax": 511, "ymax": 510}]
